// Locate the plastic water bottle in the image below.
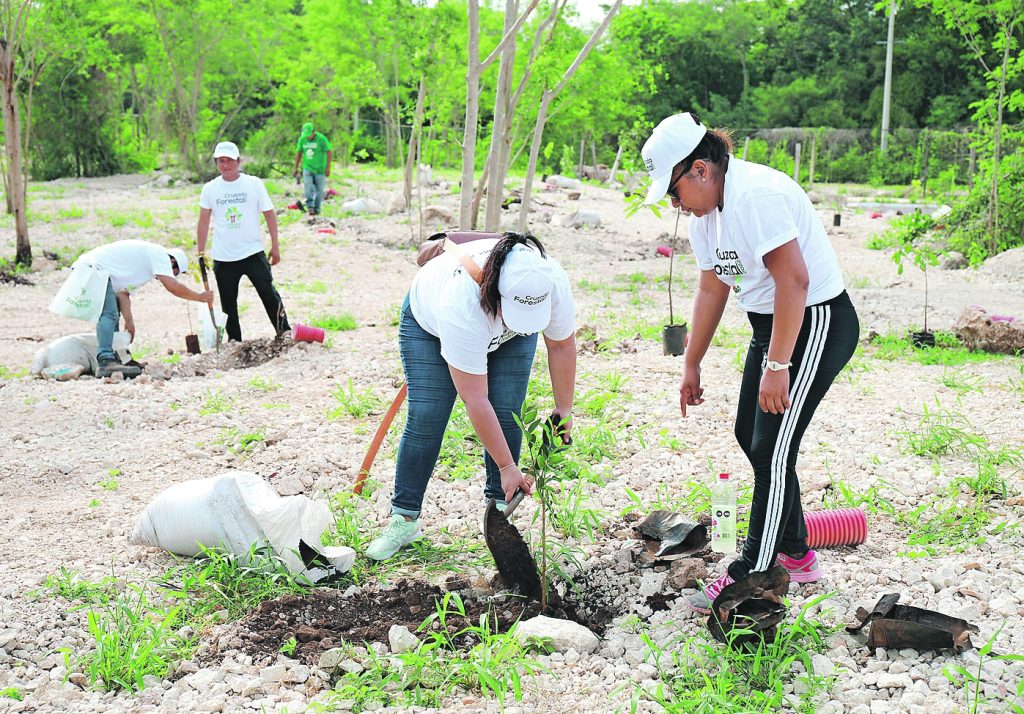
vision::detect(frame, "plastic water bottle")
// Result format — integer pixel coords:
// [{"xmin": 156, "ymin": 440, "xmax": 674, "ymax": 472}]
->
[{"xmin": 711, "ymin": 473, "xmax": 737, "ymax": 553}]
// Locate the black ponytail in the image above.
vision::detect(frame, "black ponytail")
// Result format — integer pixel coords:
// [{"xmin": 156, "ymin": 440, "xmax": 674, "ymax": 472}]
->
[{"xmin": 479, "ymin": 232, "xmax": 546, "ymax": 318}]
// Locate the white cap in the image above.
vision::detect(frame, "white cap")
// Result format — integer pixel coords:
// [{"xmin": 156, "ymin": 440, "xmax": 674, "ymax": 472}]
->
[
  {"xmin": 167, "ymin": 248, "xmax": 188, "ymax": 275},
  {"xmin": 641, "ymin": 113, "xmax": 707, "ymax": 205},
  {"xmin": 213, "ymin": 141, "xmax": 240, "ymax": 159},
  {"xmin": 499, "ymin": 246, "xmax": 555, "ymax": 335}
]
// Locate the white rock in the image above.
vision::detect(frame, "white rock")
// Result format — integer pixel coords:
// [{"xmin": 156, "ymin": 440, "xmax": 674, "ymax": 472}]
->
[
  {"xmin": 259, "ymin": 664, "xmax": 287, "ymax": 683},
  {"xmin": 318, "ymin": 647, "xmax": 347, "ymax": 670},
  {"xmin": 546, "ymin": 175, "xmax": 581, "ymax": 189},
  {"xmin": 637, "ymin": 571, "xmax": 666, "ymax": 597},
  {"xmin": 927, "ymin": 565, "xmax": 957, "ymax": 591},
  {"xmin": 388, "ymin": 625, "xmax": 419, "ymax": 654},
  {"xmin": 876, "ymin": 672, "xmax": 912, "ymax": 689},
  {"xmin": 515, "ymin": 616, "xmax": 599, "ymax": 654}
]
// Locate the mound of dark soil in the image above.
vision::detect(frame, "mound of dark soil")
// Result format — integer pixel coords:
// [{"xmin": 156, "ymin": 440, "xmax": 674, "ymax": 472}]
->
[
  {"xmin": 204, "ymin": 568, "xmax": 624, "ymax": 669},
  {"xmin": 209, "ymin": 579, "xmax": 547, "ymax": 666}
]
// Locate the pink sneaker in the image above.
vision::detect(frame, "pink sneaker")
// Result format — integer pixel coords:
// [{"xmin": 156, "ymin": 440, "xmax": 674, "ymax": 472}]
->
[
  {"xmin": 687, "ymin": 571, "xmax": 735, "ymax": 613},
  {"xmin": 775, "ymin": 549, "xmax": 823, "ymax": 583}
]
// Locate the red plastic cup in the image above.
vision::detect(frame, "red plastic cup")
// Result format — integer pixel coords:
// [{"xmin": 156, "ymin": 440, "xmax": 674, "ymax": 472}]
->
[
  {"xmin": 804, "ymin": 508, "xmax": 867, "ymax": 548},
  {"xmin": 656, "ymin": 245, "xmax": 673, "ymax": 257},
  {"xmin": 291, "ymin": 323, "xmax": 325, "ymax": 343}
]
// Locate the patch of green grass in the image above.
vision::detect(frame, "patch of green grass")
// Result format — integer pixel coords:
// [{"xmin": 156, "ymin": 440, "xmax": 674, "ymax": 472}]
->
[
  {"xmin": 98, "ymin": 468, "xmax": 120, "ymax": 491},
  {"xmin": 248, "ymin": 375, "xmax": 281, "ymax": 392},
  {"xmin": 57, "ymin": 206, "xmax": 86, "ymax": 219},
  {"xmin": 160, "ymin": 352, "xmax": 182, "ymax": 365},
  {"xmin": 0, "ymin": 687, "xmax": 22, "ymax": 701},
  {"xmin": 59, "ymin": 583, "xmax": 188, "ymax": 692},
  {"xmin": 199, "ymin": 388, "xmax": 236, "ymax": 415},
  {"xmin": 214, "ymin": 427, "xmax": 266, "ymax": 456},
  {"xmin": 0, "ymin": 364, "xmax": 29, "ymax": 380},
  {"xmin": 89, "ymin": 498, "xmax": 101, "ymax": 508},
  {"xmin": 625, "ymin": 594, "xmax": 840, "ymax": 712},
  {"xmin": 99, "ymin": 208, "xmax": 154, "ymax": 229},
  {"xmin": 311, "ymin": 313, "xmax": 358, "ymax": 331},
  {"xmin": 328, "ymin": 378, "xmax": 383, "ymax": 420},
  {"xmin": 55, "ymin": 548, "xmax": 312, "ymax": 693},
  {"xmin": 870, "ymin": 331, "xmax": 1007, "ymax": 366}
]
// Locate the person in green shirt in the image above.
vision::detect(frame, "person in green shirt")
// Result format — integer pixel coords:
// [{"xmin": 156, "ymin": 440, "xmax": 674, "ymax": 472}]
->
[{"xmin": 292, "ymin": 121, "xmax": 332, "ymax": 216}]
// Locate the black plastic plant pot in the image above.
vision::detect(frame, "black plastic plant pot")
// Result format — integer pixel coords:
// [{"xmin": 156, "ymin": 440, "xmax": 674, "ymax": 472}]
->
[
  {"xmin": 910, "ymin": 330, "xmax": 935, "ymax": 349},
  {"xmin": 833, "ymin": 213, "xmax": 841, "ymax": 227},
  {"xmin": 663, "ymin": 323, "xmax": 687, "ymax": 356},
  {"xmin": 185, "ymin": 334, "xmax": 201, "ymax": 355}
]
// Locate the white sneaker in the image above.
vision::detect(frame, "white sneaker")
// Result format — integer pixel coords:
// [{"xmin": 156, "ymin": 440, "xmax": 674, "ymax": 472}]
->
[{"xmin": 365, "ymin": 515, "xmax": 423, "ymax": 561}]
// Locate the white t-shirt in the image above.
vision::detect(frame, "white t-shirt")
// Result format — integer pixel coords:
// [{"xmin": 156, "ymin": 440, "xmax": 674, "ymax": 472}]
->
[
  {"xmin": 77, "ymin": 240, "xmax": 174, "ymax": 294},
  {"xmin": 198, "ymin": 173, "xmax": 273, "ymax": 262},
  {"xmin": 689, "ymin": 157, "xmax": 844, "ymax": 314},
  {"xmin": 409, "ymin": 238, "xmax": 575, "ymax": 375}
]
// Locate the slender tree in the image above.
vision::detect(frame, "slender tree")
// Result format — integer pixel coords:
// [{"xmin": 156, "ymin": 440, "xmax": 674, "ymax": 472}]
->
[
  {"xmin": 459, "ymin": 0, "xmax": 538, "ymax": 229},
  {"xmin": 518, "ymin": 0, "xmax": 622, "ymax": 232},
  {"xmin": 0, "ymin": 0, "xmax": 31, "ymax": 265}
]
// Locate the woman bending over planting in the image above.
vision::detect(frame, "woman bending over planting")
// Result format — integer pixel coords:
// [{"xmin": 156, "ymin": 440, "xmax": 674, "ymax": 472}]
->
[
  {"xmin": 640, "ymin": 113, "xmax": 860, "ymax": 612},
  {"xmin": 366, "ymin": 232, "xmax": 576, "ymax": 561}
]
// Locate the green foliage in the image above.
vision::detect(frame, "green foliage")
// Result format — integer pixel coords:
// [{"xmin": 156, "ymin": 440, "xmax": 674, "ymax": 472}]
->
[
  {"xmin": 0, "ymin": 688, "xmax": 22, "ymax": 701},
  {"xmin": 328, "ymin": 378, "xmax": 383, "ymax": 420},
  {"xmin": 61, "ymin": 583, "xmax": 187, "ymax": 693},
  {"xmin": 311, "ymin": 314, "xmax": 358, "ymax": 331},
  {"xmin": 944, "ymin": 627, "xmax": 1024, "ymax": 714},
  {"xmin": 198, "ymin": 388, "xmax": 236, "ymax": 415},
  {"xmin": 625, "ymin": 595, "xmax": 840, "ymax": 712},
  {"xmin": 889, "ymin": 213, "xmax": 941, "ymax": 274},
  {"xmin": 945, "ymin": 149, "xmax": 1024, "ymax": 264},
  {"xmin": 311, "ymin": 594, "xmax": 546, "ymax": 712}
]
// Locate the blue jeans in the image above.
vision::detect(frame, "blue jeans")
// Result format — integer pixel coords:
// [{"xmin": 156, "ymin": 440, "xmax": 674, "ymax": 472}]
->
[
  {"xmin": 303, "ymin": 170, "xmax": 326, "ymax": 213},
  {"xmin": 392, "ymin": 296, "xmax": 538, "ymax": 518},
  {"xmin": 96, "ymin": 279, "xmax": 119, "ymax": 362}
]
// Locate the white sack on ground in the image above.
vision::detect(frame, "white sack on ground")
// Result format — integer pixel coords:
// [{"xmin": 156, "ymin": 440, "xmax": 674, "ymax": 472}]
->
[
  {"xmin": 31, "ymin": 331, "xmax": 131, "ymax": 376},
  {"xmin": 129, "ymin": 471, "xmax": 354, "ymax": 579}
]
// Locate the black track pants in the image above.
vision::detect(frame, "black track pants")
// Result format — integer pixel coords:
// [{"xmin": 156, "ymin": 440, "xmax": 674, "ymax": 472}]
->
[
  {"xmin": 213, "ymin": 251, "xmax": 290, "ymax": 342},
  {"xmin": 727, "ymin": 291, "xmax": 859, "ymax": 582}
]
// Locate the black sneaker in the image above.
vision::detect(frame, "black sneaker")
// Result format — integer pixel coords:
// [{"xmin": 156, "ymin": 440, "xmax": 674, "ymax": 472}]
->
[{"xmin": 97, "ymin": 358, "xmax": 142, "ymax": 379}]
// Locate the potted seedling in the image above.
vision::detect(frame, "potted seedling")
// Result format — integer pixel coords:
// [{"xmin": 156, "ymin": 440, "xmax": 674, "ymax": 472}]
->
[
  {"xmin": 662, "ymin": 211, "xmax": 688, "ymax": 356},
  {"xmin": 623, "ymin": 189, "xmax": 687, "ymax": 356},
  {"xmin": 890, "ymin": 212, "xmax": 942, "ymax": 347}
]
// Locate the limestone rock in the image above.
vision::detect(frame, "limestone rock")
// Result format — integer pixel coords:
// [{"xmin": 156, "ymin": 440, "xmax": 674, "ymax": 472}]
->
[
  {"xmin": 515, "ymin": 616, "xmax": 599, "ymax": 654},
  {"xmin": 421, "ymin": 205, "xmax": 454, "ymax": 226},
  {"xmin": 388, "ymin": 625, "xmax": 419, "ymax": 654},
  {"xmin": 953, "ymin": 306, "xmax": 1024, "ymax": 354},
  {"xmin": 666, "ymin": 558, "xmax": 707, "ymax": 590}
]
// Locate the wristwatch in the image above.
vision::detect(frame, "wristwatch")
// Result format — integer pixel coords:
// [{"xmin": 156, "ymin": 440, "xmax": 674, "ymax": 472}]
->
[{"xmin": 765, "ymin": 360, "xmax": 792, "ymax": 372}]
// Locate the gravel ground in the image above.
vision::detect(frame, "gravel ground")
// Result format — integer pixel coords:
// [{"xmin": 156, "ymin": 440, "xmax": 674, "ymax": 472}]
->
[{"xmin": 0, "ymin": 171, "xmax": 1022, "ymax": 713}]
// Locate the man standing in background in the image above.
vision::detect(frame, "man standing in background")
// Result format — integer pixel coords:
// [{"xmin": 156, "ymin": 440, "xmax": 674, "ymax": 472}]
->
[
  {"xmin": 292, "ymin": 122, "xmax": 332, "ymax": 216},
  {"xmin": 197, "ymin": 141, "xmax": 291, "ymax": 342}
]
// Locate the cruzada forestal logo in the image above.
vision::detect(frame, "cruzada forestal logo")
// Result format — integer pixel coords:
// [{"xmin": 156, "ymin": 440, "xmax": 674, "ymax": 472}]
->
[{"xmin": 225, "ymin": 206, "xmax": 242, "ymax": 225}]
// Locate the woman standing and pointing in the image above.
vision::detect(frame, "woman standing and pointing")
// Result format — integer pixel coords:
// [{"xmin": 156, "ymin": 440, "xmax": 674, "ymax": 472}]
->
[{"xmin": 641, "ymin": 113, "xmax": 860, "ymax": 611}]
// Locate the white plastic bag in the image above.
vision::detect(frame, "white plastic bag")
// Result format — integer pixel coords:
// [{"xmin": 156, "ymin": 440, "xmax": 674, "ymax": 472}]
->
[
  {"xmin": 196, "ymin": 304, "xmax": 227, "ymax": 351},
  {"xmin": 128, "ymin": 472, "xmax": 355, "ymax": 578},
  {"xmin": 49, "ymin": 262, "xmax": 110, "ymax": 322}
]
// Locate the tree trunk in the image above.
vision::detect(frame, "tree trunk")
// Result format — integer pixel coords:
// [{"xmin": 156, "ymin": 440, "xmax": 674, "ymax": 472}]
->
[
  {"xmin": 459, "ymin": 0, "xmax": 482, "ymax": 229},
  {"xmin": 988, "ymin": 33, "xmax": 1010, "ymax": 251},
  {"xmin": 403, "ymin": 74, "xmax": 427, "ymax": 208},
  {"xmin": 483, "ymin": 0, "xmax": 519, "ymax": 232},
  {"xmin": 606, "ymin": 145, "xmax": 622, "ymax": 185},
  {"xmin": 517, "ymin": 0, "xmax": 623, "ymax": 232},
  {"xmin": 0, "ymin": 41, "xmax": 29, "ymax": 265},
  {"xmin": 459, "ymin": 0, "xmax": 538, "ymax": 229}
]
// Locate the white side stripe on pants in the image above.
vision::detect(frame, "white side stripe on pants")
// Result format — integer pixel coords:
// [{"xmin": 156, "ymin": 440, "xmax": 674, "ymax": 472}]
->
[{"xmin": 754, "ymin": 304, "xmax": 832, "ymax": 571}]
